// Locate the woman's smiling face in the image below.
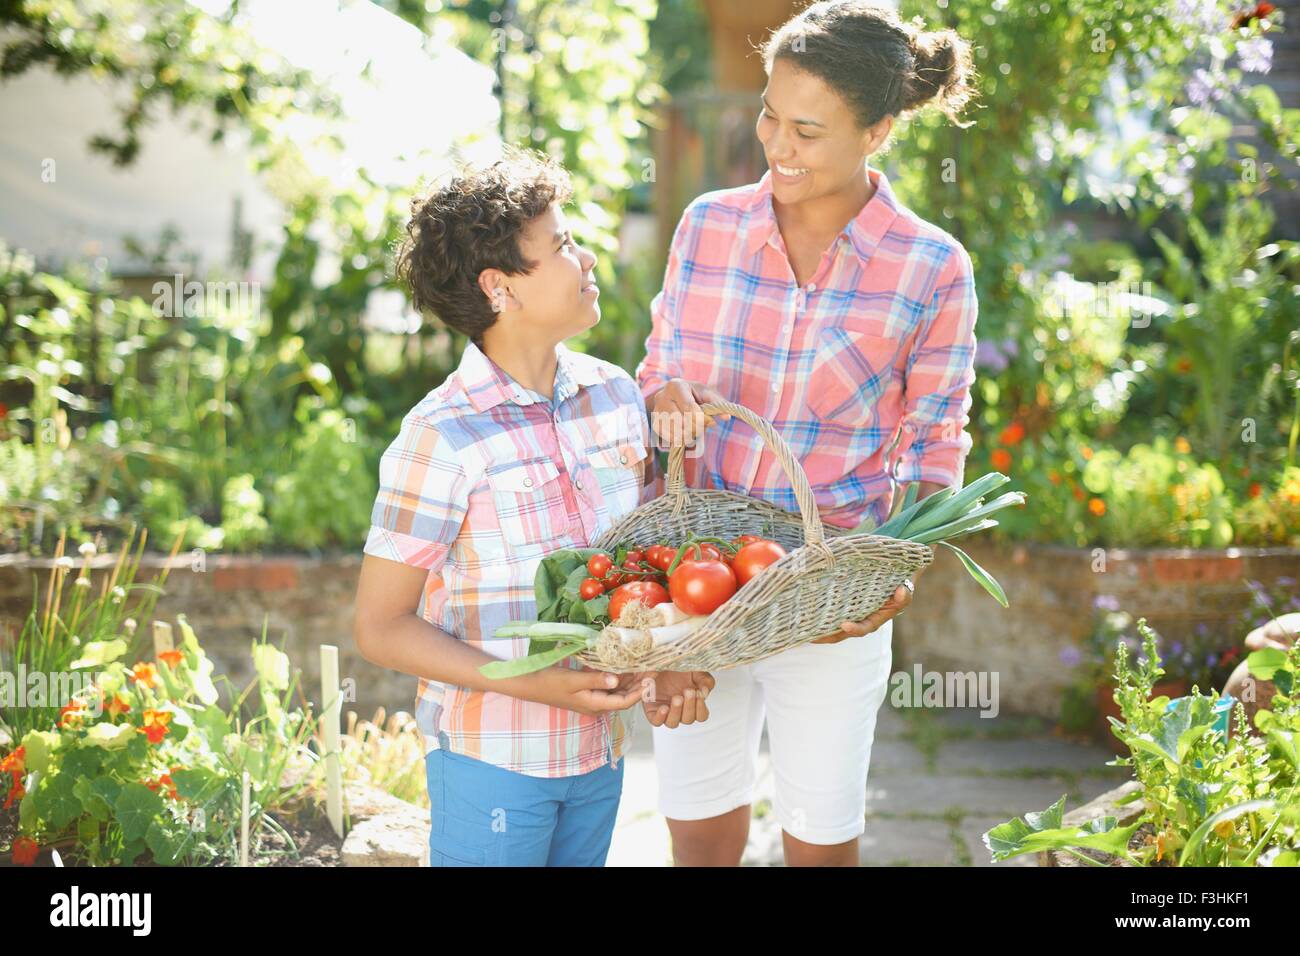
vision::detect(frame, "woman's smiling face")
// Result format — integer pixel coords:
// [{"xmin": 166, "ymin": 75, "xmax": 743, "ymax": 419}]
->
[{"xmin": 755, "ymin": 57, "xmax": 891, "ymax": 207}]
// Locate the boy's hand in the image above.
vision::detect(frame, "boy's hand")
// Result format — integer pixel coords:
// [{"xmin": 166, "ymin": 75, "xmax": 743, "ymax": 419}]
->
[
  {"xmin": 631, "ymin": 670, "xmax": 715, "ymax": 728},
  {"xmin": 524, "ymin": 666, "xmax": 646, "ymax": 717}
]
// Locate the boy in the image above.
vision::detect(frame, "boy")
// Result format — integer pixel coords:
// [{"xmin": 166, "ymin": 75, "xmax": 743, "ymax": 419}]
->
[{"xmin": 352, "ymin": 148, "xmax": 712, "ymax": 867}]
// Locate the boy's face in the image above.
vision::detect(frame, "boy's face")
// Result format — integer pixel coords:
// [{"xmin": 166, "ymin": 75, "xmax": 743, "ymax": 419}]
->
[{"xmin": 486, "ymin": 202, "xmax": 600, "ymax": 341}]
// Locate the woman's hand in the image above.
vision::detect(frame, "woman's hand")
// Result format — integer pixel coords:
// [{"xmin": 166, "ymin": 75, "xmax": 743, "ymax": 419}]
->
[
  {"xmin": 649, "ymin": 378, "xmax": 731, "ymax": 449},
  {"xmin": 630, "ymin": 670, "xmax": 715, "ymax": 728},
  {"xmin": 809, "ymin": 568, "xmax": 921, "ymax": 645}
]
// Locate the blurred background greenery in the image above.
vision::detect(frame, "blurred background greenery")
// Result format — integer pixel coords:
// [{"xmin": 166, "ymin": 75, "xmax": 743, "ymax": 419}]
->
[{"xmin": 1, "ymin": 0, "xmax": 1297, "ymax": 556}]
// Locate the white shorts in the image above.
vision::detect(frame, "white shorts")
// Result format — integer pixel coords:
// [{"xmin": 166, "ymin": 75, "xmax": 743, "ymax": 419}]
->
[{"xmin": 651, "ymin": 619, "xmax": 893, "ymax": 845}]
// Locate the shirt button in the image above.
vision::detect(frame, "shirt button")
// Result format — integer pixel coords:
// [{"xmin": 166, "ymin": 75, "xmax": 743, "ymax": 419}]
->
[
  {"xmin": 575, "ymin": 480, "xmax": 584, "ymax": 491},
  {"xmin": 806, "ymin": 283, "xmax": 816, "ymax": 292},
  {"xmin": 523, "ymin": 477, "xmax": 534, "ymax": 488},
  {"xmin": 619, "ymin": 455, "xmax": 628, "ymax": 464},
  {"xmin": 771, "ymin": 382, "xmax": 780, "ymax": 393},
  {"xmin": 782, "ymin": 324, "xmax": 792, "ymax": 334}
]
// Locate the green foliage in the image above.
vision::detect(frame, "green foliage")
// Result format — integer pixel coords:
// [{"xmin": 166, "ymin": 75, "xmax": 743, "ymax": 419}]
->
[
  {"xmin": 989, "ymin": 618, "xmax": 1300, "ymax": 866},
  {"xmin": 268, "ymin": 399, "xmax": 377, "ymax": 551},
  {"xmin": 1, "ymin": 608, "xmax": 324, "ymax": 866}
]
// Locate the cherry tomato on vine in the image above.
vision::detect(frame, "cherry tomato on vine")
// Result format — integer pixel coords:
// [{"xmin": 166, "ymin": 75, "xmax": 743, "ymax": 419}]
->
[
  {"xmin": 587, "ymin": 553, "xmax": 613, "ymax": 580},
  {"xmin": 579, "ymin": 578, "xmax": 605, "ymax": 601}
]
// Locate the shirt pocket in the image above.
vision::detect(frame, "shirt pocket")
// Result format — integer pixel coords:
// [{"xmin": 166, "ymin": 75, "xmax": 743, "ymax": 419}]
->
[
  {"xmin": 485, "ymin": 457, "xmax": 572, "ymax": 548},
  {"xmin": 587, "ymin": 437, "xmax": 649, "ymax": 521},
  {"xmin": 806, "ymin": 325, "xmax": 899, "ymax": 427}
]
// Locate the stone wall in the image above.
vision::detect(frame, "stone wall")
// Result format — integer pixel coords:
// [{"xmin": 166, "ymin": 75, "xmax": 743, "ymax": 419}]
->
[
  {"xmin": 892, "ymin": 542, "xmax": 1300, "ymax": 719},
  {"xmin": 3, "ymin": 543, "xmax": 1297, "ymax": 724}
]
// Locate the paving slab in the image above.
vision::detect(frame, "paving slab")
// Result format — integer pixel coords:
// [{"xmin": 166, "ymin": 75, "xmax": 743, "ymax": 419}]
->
[
  {"xmin": 864, "ymin": 773, "xmax": 1080, "ymax": 817},
  {"xmin": 933, "ymin": 737, "xmax": 1123, "ymax": 775},
  {"xmin": 859, "ymin": 817, "xmax": 958, "ymax": 866}
]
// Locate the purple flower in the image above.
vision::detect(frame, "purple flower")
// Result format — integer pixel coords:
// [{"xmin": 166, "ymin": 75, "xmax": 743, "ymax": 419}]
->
[
  {"xmin": 1278, "ymin": 576, "xmax": 1296, "ymax": 587},
  {"xmin": 1289, "ymin": 597, "xmax": 1300, "ymax": 610},
  {"xmin": 1173, "ymin": 0, "xmax": 1221, "ymax": 33},
  {"xmin": 1195, "ymin": 622, "xmax": 1208, "ymax": 637},
  {"xmin": 1094, "ymin": 594, "xmax": 1121, "ymax": 611},
  {"xmin": 1238, "ymin": 37, "xmax": 1273, "ymax": 74},
  {"xmin": 974, "ymin": 340, "xmax": 1009, "ymax": 374},
  {"xmin": 1059, "ymin": 646, "xmax": 1083, "ymax": 667},
  {"xmin": 1206, "ymin": 653, "xmax": 1218, "ymax": 668},
  {"xmin": 1172, "ymin": 641, "xmax": 1184, "ymax": 656},
  {"xmin": 1188, "ymin": 69, "xmax": 1226, "ymax": 106}
]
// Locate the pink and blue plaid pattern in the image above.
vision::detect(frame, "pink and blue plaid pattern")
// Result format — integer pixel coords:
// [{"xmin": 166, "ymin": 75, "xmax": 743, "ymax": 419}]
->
[
  {"xmin": 364, "ymin": 340, "xmax": 655, "ymax": 777},
  {"xmin": 637, "ymin": 165, "xmax": 978, "ymax": 530}
]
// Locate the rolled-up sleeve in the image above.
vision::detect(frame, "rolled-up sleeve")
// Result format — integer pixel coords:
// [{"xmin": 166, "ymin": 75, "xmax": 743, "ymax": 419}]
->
[
  {"xmin": 363, "ymin": 414, "xmax": 468, "ymax": 573},
  {"xmin": 892, "ymin": 244, "xmax": 978, "ymax": 488},
  {"xmin": 635, "ymin": 207, "xmax": 695, "ymax": 404}
]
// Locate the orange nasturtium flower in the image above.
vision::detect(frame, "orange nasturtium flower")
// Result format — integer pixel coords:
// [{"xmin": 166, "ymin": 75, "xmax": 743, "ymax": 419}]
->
[
  {"xmin": 1088, "ymin": 497, "xmax": 1106, "ymax": 517},
  {"xmin": 58, "ymin": 698, "xmax": 87, "ymax": 729},
  {"xmin": 105, "ymin": 693, "xmax": 131, "ymax": 719},
  {"xmin": 0, "ymin": 746, "xmax": 24, "ymax": 776},
  {"xmin": 1174, "ymin": 436, "xmax": 1191, "ymax": 455},
  {"xmin": 1247, "ymin": 482, "xmax": 1262, "ymax": 499},
  {"xmin": 3, "ymin": 776, "xmax": 25, "ymax": 810},
  {"xmin": 158, "ymin": 649, "xmax": 183, "ymax": 669},
  {"xmin": 1079, "ymin": 445, "xmax": 1093, "ymax": 460},
  {"xmin": 1072, "ymin": 486, "xmax": 1086, "ymax": 502},
  {"xmin": 12, "ymin": 836, "xmax": 39, "ymax": 866},
  {"xmin": 1048, "ymin": 469, "xmax": 1062, "ymax": 486},
  {"xmin": 991, "ymin": 448, "xmax": 1012, "ymax": 472},
  {"xmin": 137, "ymin": 709, "xmax": 172, "ymax": 744},
  {"xmin": 998, "ymin": 422, "xmax": 1025, "ymax": 446},
  {"xmin": 128, "ymin": 662, "xmax": 159, "ymax": 689}
]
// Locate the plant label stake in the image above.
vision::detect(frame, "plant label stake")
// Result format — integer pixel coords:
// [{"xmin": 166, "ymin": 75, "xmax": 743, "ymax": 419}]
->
[
  {"xmin": 320, "ymin": 644, "xmax": 344, "ymax": 838},
  {"xmin": 239, "ymin": 770, "xmax": 250, "ymax": 868},
  {"xmin": 152, "ymin": 620, "xmax": 174, "ymax": 657}
]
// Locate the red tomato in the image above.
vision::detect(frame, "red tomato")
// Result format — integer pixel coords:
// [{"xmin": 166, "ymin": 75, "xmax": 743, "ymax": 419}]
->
[
  {"xmin": 579, "ymin": 578, "xmax": 605, "ymax": 601},
  {"xmin": 669, "ymin": 559, "xmax": 737, "ymax": 616},
  {"xmin": 731, "ymin": 540, "xmax": 786, "ymax": 586},
  {"xmin": 646, "ymin": 546, "xmax": 675, "ymax": 572},
  {"xmin": 587, "ymin": 553, "xmax": 613, "ymax": 580},
  {"xmin": 625, "ymin": 549, "xmax": 644, "ymax": 565},
  {"xmin": 734, "ymin": 534, "xmax": 763, "ymax": 548},
  {"xmin": 608, "ymin": 581, "xmax": 671, "ymax": 621},
  {"xmin": 696, "ymin": 543, "xmax": 723, "ymax": 562}
]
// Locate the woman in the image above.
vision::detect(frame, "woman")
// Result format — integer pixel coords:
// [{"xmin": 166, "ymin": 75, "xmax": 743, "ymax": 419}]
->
[{"xmin": 636, "ymin": 1, "xmax": 979, "ymax": 866}]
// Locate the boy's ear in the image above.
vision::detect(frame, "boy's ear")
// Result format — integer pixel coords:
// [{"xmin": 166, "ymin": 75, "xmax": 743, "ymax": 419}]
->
[{"xmin": 477, "ymin": 268, "xmax": 516, "ymax": 315}]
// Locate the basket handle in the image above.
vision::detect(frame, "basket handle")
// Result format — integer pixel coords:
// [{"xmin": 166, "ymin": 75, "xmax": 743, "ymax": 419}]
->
[{"xmin": 664, "ymin": 399, "xmax": 826, "ymax": 549}]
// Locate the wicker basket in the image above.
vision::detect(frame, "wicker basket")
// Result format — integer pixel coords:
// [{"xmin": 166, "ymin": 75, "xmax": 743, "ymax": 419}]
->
[{"xmin": 575, "ymin": 400, "xmax": 933, "ymax": 673}]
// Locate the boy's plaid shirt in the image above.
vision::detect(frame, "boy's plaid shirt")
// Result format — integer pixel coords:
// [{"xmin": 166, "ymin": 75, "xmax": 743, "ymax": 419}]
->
[
  {"xmin": 637, "ymin": 165, "xmax": 978, "ymax": 530},
  {"xmin": 363, "ymin": 340, "xmax": 659, "ymax": 778}
]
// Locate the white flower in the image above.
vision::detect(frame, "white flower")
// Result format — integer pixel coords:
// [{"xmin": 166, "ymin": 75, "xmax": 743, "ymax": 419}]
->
[
  {"xmin": 78, "ymin": 541, "xmax": 97, "ymax": 558},
  {"xmin": 1237, "ymin": 36, "xmax": 1273, "ymax": 74}
]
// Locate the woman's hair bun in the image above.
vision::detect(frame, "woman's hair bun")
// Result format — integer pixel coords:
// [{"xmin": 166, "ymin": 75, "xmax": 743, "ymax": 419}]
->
[{"xmin": 900, "ymin": 25, "xmax": 975, "ymax": 126}]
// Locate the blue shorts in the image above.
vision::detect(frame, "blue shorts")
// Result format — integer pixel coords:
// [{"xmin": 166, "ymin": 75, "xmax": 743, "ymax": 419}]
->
[{"xmin": 425, "ymin": 749, "xmax": 624, "ymax": 867}]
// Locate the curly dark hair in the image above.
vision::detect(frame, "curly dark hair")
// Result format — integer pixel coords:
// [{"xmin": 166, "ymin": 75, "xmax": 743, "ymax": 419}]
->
[
  {"xmin": 394, "ymin": 147, "xmax": 574, "ymax": 347},
  {"xmin": 760, "ymin": 1, "xmax": 976, "ymax": 132}
]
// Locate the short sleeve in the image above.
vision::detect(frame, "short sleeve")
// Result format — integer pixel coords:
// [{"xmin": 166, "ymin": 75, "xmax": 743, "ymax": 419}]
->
[{"xmin": 363, "ymin": 414, "xmax": 469, "ymax": 573}]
